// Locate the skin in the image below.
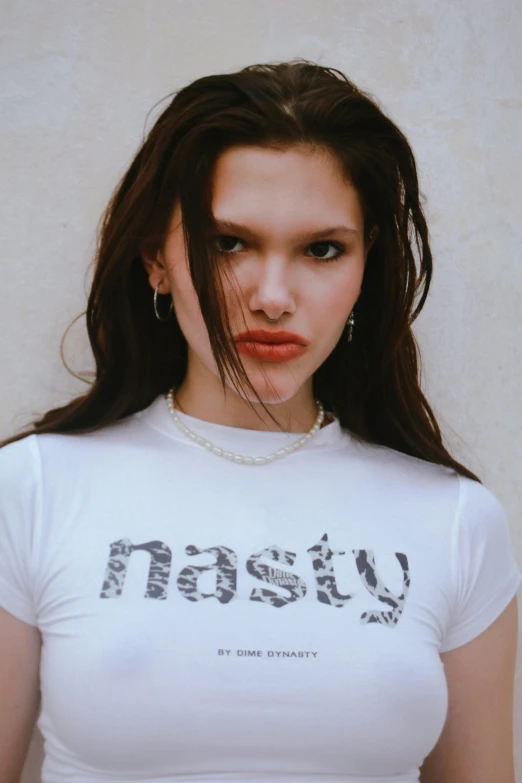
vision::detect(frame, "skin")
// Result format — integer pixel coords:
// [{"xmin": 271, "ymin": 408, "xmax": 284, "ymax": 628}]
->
[
  {"xmin": 420, "ymin": 597, "xmax": 518, "ymax": 783},
  {"xmin": 143, "ymin": 143, "xmax": 374, "ymax": 432}
]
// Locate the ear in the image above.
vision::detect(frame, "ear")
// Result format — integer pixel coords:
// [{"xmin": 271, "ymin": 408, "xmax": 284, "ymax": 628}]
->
[
  {"xmin": 141, "ymin": 248, "xmax": 170, "ymax": 294},
  {"xmin": 365, "ymin": 225, "xmax": 379, "ymax": 257}
]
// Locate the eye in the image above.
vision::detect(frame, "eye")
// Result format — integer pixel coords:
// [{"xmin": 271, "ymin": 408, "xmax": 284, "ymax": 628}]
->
[
  {"xmin": 213, "ymin": 235, "xmax": 346, "ymax": 261},
  {"xmin": 306, "ymin": 241, "xmax": 345, "ymax": 262},
  {"xmin": 214, "ymin": 235, "xmax": 245, "ymax": 254}
]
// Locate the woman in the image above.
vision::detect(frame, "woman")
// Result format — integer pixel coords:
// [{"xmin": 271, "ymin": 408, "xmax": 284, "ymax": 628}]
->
[{"xmin": 0, "ymin": 59, "xmax": 520, "ymax": 783}]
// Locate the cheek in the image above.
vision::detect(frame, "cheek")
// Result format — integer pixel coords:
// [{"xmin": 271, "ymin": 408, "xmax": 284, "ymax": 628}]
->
[
  {"xmin": 169, "ymin": 264, "xmax": 209, "ymax": 344},
  {"xmin": 311, "ymin": 264, "xmax": 364, "ymax": 333}
]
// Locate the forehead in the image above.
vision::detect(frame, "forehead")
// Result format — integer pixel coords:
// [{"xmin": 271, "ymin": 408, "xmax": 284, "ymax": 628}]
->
[{"xmin": 210, "ymin": 144, "xmax": 363, "ymax": 231}]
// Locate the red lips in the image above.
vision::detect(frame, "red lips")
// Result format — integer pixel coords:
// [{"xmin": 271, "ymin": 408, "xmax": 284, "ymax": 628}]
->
[
  {"xmin": 234, "ymin": 329, "xmax": 308, "ymax": 345},
  {"xmin": 233, "ymin": 330, "xmax": 309, "ymax": 363}
]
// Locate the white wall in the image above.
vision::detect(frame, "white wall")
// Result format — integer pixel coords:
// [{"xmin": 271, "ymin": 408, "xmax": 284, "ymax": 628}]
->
[{"xmin": 1, "ymin": 0, "xmax": 521, "ymax": 780}]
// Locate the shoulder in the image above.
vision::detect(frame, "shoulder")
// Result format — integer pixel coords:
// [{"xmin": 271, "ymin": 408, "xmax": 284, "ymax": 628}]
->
[
  {"xmin": 0, "ymin": 433, "xmax": 39, "ymax": 480},
  {"xmin": 340, "ymin": 428, "xmax": 460, "ymax": 490},
  {"xmin": 451, "ymin": 472, "xmax": 512, "ymax": 544},
  {"xmin": 0, "ymin": 407, "xmax": 154, "ymax": 479},
  {"xmin": 353, "ymin": 438, "xmax": 508, "ymax": 528},
  {"xmin": 0, "ymin": 435, "xmax": 42, "ymax": 520}
]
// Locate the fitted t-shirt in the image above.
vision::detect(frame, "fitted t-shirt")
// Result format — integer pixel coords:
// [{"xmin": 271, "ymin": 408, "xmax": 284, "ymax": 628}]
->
[{"xmin": 0, "ymin": 393, "xmax": 521, "ymax": 783}]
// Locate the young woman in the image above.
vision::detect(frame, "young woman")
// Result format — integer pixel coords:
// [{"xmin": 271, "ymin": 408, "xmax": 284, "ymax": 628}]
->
[{"xmin": 0, "ymin": 59, "xmax": 520, "ymax": 783}]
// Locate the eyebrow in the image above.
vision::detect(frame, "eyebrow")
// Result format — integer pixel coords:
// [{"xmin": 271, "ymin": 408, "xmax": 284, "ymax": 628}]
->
[{"xmin": 213, "ymin": 219, "xmax": 359, "ymax": 241}]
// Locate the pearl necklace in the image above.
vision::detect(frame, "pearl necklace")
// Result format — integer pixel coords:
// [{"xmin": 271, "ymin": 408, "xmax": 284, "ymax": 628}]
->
[{"xmin": 165, "ymin": 387, "xmax": 325, "ymax": 466}]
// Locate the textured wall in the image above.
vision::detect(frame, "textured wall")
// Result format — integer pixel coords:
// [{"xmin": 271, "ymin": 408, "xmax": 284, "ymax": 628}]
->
[{"xmin": 1, "ymin": 0, "xmax": 521, "ymax": 780}]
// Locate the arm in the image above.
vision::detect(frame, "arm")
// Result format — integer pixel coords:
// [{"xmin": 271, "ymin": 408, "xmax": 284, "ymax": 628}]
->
[
  {"xmin": 419, "ymin": 594, "xmax": 519, "ymax": 783},
  {"xmin": 0, "ymin": 606, "xmax": 42, "ymax": 783}
]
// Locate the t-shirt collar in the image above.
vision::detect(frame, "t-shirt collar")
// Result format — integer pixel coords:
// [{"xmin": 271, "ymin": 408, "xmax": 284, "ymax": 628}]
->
[{"xmin": 137, "ymin": 393, "xmax": 347, "ymax": 457}]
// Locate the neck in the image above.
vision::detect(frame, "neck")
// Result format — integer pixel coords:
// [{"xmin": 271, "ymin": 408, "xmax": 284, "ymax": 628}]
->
[{"xmin": 175, "ymin": 359, "xmax": 321, "ymax": 433}]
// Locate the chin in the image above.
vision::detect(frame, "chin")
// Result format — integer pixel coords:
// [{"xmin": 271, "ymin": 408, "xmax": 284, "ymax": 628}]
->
[{"xmin": 224, "ymin": 369, "xmax": 307, "ymax": 406}]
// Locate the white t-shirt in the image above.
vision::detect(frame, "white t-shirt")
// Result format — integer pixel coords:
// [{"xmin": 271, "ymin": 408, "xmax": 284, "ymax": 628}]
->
[{"xmin": 1, "ymin": 393, "xmax": 521, "ymax": 783}]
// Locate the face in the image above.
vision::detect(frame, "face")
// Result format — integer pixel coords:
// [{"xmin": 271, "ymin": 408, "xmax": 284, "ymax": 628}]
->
[{"xmin": 144, "ymin": 144, "xmax": 370, "ymax": 405}]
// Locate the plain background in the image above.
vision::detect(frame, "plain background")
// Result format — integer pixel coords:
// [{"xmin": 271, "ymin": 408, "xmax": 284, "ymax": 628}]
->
[{"xmin": 1, "ymin": 0, "xmax": 521, "ymax": 780}]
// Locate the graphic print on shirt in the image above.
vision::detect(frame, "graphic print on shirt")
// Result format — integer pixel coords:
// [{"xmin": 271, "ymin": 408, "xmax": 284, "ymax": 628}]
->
[
  {"xmin": 99, "ymin": 532, "xmax": 410, "ymax": 626},
  {"xmin": 247, "ymin": 546, "xmax": 307, "ymax": 608}
]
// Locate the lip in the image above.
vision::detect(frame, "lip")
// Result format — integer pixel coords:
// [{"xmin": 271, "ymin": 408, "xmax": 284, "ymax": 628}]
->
[
  {"xmin": 235, "ymin": 342, "xmax": 308, "ymax": 362},
  {"xmin": 233, "ymin": 329, "xmax": 309, "ymax": 346}
]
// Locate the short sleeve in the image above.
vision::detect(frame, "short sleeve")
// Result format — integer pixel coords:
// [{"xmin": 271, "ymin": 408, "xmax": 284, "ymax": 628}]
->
[
  {"xmin": 0, "ymin": 434, "xmax": 41, "ymax": 626},
  {"xmin": 439, "ymin": 475, "xmax": 522, "ymax": 652}
]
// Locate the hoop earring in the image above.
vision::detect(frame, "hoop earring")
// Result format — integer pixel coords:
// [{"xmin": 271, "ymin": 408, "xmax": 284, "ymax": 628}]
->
[
  {"xmin": 346, "ymin": 311, "xmax": 355, "ymax": 342},
  {"xmin": 154, "ymin": 283, "xmax": 173, "ymax": 322}
]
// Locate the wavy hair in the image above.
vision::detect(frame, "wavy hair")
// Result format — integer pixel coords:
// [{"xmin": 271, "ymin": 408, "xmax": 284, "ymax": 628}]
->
[{"xmin": 1, "ymin": 58, "xmax": 480, "ymax": 482}]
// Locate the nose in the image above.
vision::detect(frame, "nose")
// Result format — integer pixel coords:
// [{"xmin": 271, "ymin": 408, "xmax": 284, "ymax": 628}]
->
[{"xmin": 248, "ymin": 255, "xmax": 296, "ymax": 321}]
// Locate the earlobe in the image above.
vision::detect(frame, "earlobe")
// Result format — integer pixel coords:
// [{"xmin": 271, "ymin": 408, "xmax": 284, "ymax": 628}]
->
[
  {"xmin": 366, "ymin": 225, "xmax": 379, "ymax": 254},
  {"xmin": 141, "ymin": 250, "xmax": 169, "ymax": 293}
]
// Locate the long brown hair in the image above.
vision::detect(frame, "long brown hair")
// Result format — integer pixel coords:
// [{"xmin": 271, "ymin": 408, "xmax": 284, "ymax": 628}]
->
[{"xmin": 1, "ymin": 58, "xmax": 480, "ymax": 482}]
